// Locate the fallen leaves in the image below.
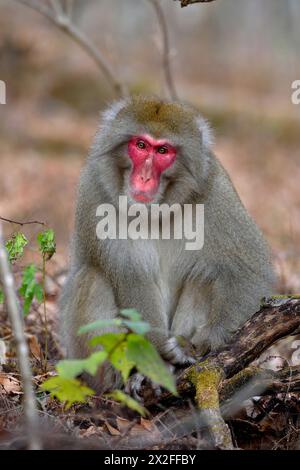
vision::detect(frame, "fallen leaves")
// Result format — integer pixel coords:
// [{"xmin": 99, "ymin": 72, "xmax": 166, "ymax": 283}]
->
[
  {"xmin": 0, "ymin": 373, "xmax": 21, "ymax": 394},
  {"xmin": 27, "ymin": 334, "xmax": 42, "ymax": 361}
]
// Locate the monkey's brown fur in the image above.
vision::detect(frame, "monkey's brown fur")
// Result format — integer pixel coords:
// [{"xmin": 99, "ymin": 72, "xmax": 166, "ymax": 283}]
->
[{"xmin": 60, "ymin": 96, "xmax": 275, "ymax": 393}]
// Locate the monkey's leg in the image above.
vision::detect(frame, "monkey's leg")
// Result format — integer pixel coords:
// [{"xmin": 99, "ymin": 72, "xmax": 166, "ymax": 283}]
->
[
  {"xmin": 171, "ymin": 282, "xmax": 209, "ymax": 360},
  {"xmin": 191, "ymin": 275, "xmax": 263, "ymax": 352},
  {"xmin": 115, "ymin": 280, "xmax": 174, "ymax": 399},
  {"xmin": 60, "ymin": 265, "xmax": 121, "ymax": 393}
]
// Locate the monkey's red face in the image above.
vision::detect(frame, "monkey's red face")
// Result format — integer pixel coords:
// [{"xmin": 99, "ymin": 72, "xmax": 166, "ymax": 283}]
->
[{"xmin": 128, "ymin": 135, "xmax": 176, "ymax": 203}]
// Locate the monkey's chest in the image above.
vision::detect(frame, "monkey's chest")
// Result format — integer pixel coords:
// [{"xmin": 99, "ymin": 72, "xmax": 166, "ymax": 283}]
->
[
  {"xmin": 109, "ymin": 238, "xmax": 185, "ymax": 315},
  {"xmin": 155, "ymin": 241, "xmax": 184, "ymax": 317}
]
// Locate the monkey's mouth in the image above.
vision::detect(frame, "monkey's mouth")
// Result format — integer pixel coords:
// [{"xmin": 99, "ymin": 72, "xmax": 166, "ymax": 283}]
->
[{"xmin": 131, "ymin": 191, "xmax": 154, "ymax": 203}]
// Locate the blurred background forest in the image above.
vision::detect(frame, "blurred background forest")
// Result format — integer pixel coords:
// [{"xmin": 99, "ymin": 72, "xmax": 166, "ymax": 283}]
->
[{"xmin": 0, "ymin": 0, "xmax": 300, "ymax": 291}]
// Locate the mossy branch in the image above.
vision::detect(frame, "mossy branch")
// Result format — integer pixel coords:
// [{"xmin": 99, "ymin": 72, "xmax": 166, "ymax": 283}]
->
[
  {"xmin": 180, "ymin": 298, "xmax": 300, "ymax": 447},
  {"xmin": 144, "ymin": 298, "xmax": 300, "ymax": 448}
]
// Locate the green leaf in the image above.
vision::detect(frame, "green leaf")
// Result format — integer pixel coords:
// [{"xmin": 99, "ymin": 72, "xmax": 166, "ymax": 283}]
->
[
  {"xmin": 5, "ymin": 232, "xmax": 28, "ymax": 262},
  {"xmin": 34, "ymin": 283, "xmax": 44, "ymax": 303},
  {"xmin": 78, "ymin": 318, "xmax": 123, "ymax": 335},
  {"xmin": 56, "ymin": 351, "xmax": 108, "ymax": 379},
  {"xmin": 23, "ymin": 292, "xmax": 34, "ymax": 315},
  {"xmin": 106, "ymin": 390, "xmax": 148, "ymax": 417},
  {"xmin": 0, "ymin": 290, "xmax": 4, "ymax": 304},
  {"xmin": 19, "ymin": 264, "xmax": 43, "ymax": 315},
  {"xmin": 40, "ymin": 376, "xmax": 95, "ymax": 408},
  {"xmin": 89, "ymin": 332, "xmax": 126, "ymax": 351},
  {"xmin": 89, "ymin": 333, "xmax": 134, "ymax": 382},
  {"xmin": 126, "ymin": 334, "xmax": 177, "ymax": 396},
  {"xmin": 122, "ymin": 320, "xmax": 150, "ymax": 335},
  {"xmin": 37, "ymin": 229, "xmax": 56, "ymax": 260},
  {"xmin": 109, "ymin": 341, "xmax": 135, "ymax": 382},
  {"xmin": 120, "ymin": 308, "xmax": 142, "ymax": 322}
]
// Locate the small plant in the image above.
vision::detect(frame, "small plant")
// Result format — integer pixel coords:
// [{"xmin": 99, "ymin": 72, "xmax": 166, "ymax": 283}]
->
[
  {"xmin": 0, "ymin": 227, "xmax": 56, "ymax": 371},
  {"xmin": 37, "ymin": 229, "xmax": 56, "ymax": 369},
  {"xmin": 19, "ymin": 264, "xmax": 43, "ymax": 315},
  {"xmin": 5, "ymin": 232, "xmax": 28, "ymax": 262},
  {"xmin": 0, "ymin": 229, "xmax": 56, "ymax": 318},
  {"xmin": 41, "ymin": 309, "xmax": 177, "ymax": 413}
]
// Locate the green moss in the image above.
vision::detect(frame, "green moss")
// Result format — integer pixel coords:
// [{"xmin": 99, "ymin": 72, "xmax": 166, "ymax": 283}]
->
[
  {"xmin": 188, "ymin": 362, "xmax": 224, "ymax": 409},
  {"xmin": 220, "ymin": 366, "xmax": 260, "ymax": 400}
]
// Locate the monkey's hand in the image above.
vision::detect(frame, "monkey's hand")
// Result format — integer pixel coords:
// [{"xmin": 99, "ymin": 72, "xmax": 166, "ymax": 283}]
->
[
  {"xmin": 162, "ymin": 336, "xmax": 197, "ymax": 366},
  {"xmin": 125, "ymin": 338, "xmax": 195, "ymax": 401},
  {"xmin": 125, "ymin": 372, "xmax": 165, "ymax": 402}
]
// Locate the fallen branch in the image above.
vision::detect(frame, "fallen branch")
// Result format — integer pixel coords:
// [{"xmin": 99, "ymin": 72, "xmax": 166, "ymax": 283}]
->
[
  {"xmin": 220, "ymin": 364, "xmax": 300, "ymax": 403},
  {"xmin": 145, "ymin": 298, "xmax": 300, "ymax": 448},
  {"xmin": 0, "ymin": 222, "xmax": 41, "ymax": 450},
  {"xmin": 181, "ymin": 298, "xmax": 300, "ymax": 448}
]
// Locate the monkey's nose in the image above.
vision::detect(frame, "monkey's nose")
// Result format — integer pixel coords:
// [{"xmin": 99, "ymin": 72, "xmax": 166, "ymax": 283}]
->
[{"xmin": 140, "ymin": 175, "xmax": 151, "ymax": 183}]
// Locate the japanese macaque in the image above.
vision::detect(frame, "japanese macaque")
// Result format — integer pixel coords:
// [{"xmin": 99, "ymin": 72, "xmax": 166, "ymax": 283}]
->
[{"xmin": 60, "ymin": 96, "xmax": 275, "ymax": 393}]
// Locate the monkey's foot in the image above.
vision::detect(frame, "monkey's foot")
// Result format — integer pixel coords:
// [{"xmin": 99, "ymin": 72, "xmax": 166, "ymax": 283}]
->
[
  {"xmin": 162, "ymin": 337, "xmax": 196, "ymax": 365},
  {"xmin": 125, "ymin": 373, "xmax": 162, "ymax": 402}
]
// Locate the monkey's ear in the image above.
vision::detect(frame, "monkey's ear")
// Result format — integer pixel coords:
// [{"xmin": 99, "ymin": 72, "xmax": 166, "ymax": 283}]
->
[
  {"xmin": 101, "ymin": 99, "xmax": 128, "ymax": 126},
  {"xmin": 196, "ymin": 116, "xmax": 214, "ymax": 149}
]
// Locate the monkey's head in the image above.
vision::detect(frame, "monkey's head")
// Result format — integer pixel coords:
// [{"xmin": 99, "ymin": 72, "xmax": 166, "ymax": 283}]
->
[{"xmin": 90, "ymin": 96, "xmax": 213, "ymax": 205}]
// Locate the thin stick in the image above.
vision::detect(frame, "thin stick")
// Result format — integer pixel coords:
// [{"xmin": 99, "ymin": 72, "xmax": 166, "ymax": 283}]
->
[
  {"xmin": 13, "ymin": 0, "xmax": 126, "ymax": 96},
  {"xmin": 0, "ymin": 222, "xmax": 41, "ymax": 450},
  {"xmin": 0, "ymin": 216, "xmax": 45, "ymax": 227},
  {"xmin": 148, "ymin": 0, "xmax": 179, "ymax": 100},
  {"xmin": 175, "ymin": 0, "xmax": 216, "ymax": 8},
  {"xmin": 41, "ymin": 254, "xmax": 49, "ymax": 372},
  {"xmin": 49, "ymin": 0, "xmax": 64, "ymax": 16},
  {"xmin": 63, "ymin": 0, "xmax": 74, "ymax": 18}
]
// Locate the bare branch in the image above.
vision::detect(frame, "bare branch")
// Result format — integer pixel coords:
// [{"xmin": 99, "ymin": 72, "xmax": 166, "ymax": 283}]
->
[
  {"xmin": 13, "ymin": 0, "xmax": 126, "ymax": 97},
  {"xmin": 49, "ymin": 0, "xmax": 64, "ymax": 17},
  {"xmin": 63, "ymin": 0, "xmax": 74, "ymax": 19},
  {"xmin": 148, "ymin": 0, "xmax": 178, "ymax": 100},
  {"xmin": 174, "ymin": 0, "xmax": 216, "ymax": 8},
  {"xmin": 0, "ymin": 222, "xmax": 41, "ymax": 450},
  {"xmin": 0, "ymin": 216, "xmax": 45, "ymax": 227},
  {"xmin": 15, "ymin": 0, "xmax": 54, "ymax": 20}
]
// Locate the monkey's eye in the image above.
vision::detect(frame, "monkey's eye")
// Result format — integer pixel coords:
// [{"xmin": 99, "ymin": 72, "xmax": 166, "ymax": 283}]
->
[
  {"xmin": 137, "ymin": 140, "xmax": 146, "ymax": 149},
  {"xmin": 157, "ymin": 146, "xmax": 168, "ymax": 155}
]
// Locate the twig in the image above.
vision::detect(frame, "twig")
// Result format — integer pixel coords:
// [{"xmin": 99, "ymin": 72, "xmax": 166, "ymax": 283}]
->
[
  {"xmin": 0, "ymin": 222, "xmax": 41, "ymax": 450},
  {"xmin": 148, "ymin": 0, "xmax": 178, "ymax": 100},
  {"xmin": 0, "ymin": 216, "xmax": 45, "ymax": 227},
  {"xmin": 49, "ymin": 0, "xmax": 64, "ymax": 17},
  {"xmin": 16, "ymin": 0, "xmax": 54, "ymax": 20},
  {"xmin": 63, "ymin": 0, "xmax": 73, "ymax": 18},
  {"xmin": 13, "ymin": 0, "xmax": 126, "ymax": 97},
  {"xmin": 41, "ymin": 254, "xmax": 49, "ymax": 372},
  {"xmin": 174, "ymin": 0, "xmax": 216, "ymax": 8}
]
